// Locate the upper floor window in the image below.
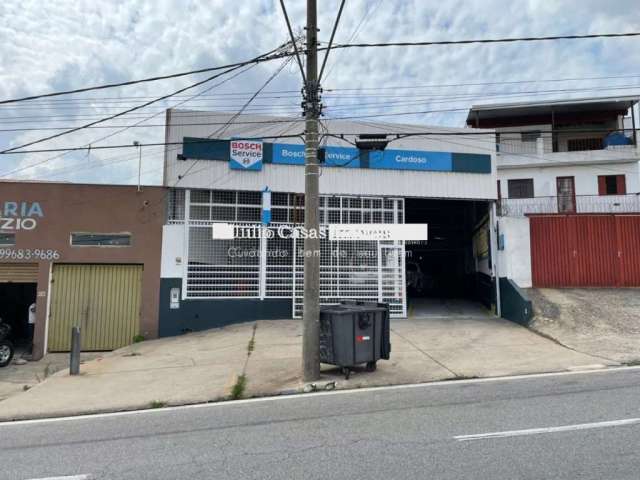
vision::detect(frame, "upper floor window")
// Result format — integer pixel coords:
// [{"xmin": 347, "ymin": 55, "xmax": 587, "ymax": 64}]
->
[
  {"xmin": 71, "ymin": 233, "xmax": 132, "ymax": 247},
  {"xmin": 507, "ymin": 179, "xmax": 534, "ymax": 199},
  {"xmin": 598, "ymin": 175, "xmax": 626, "ymax": 195},
  {"xmin": 521, "ymin": 131, "xmax": 541, "ymax": 142}
]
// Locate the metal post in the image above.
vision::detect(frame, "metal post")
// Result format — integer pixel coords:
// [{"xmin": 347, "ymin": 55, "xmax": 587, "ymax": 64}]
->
[
  {"xmin": 302, "ymin": 0, "xmax": 321, "ymax": 382},
  {"xmin": 134, "ymin": 141, "xmax": 142, "ymax": 192},
  {"xmin": 70, "ymin": 326, "xmax": 81, "ymax": 375},
  {"xmin": 632, "ymin": 103, "xmax": 637, "ymax": 147}
]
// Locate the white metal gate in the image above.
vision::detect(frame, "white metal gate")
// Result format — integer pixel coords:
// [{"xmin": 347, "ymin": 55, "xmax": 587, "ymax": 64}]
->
[
  {"xmin": 175, "ymin": 189, "xmax": 407, "ymax": 317},
  {"xmin": 292, "ymin": 238, "xmax": 406, "ymax": 318}
]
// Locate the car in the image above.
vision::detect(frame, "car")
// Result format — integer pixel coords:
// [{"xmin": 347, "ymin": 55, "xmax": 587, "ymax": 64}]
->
[
  {"xmin": 406, "ymin": 261, "xmax": 434, "ymax": 295},
  {"xmin": 0, "ymin": 318, "xmax": 14, "ymax": 367}
]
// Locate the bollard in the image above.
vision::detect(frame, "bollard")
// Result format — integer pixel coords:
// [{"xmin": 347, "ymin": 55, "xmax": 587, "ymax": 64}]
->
[{"xmin": 70, "ymin": 326, "xmax": 81, "ymax": 375}]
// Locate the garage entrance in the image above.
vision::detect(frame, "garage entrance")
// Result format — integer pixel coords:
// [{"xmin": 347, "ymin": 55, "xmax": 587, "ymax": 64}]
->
[
  {"xmin": 404, "ymin": 199, "xmax": 493, "ymax": 318},
  {"xmin": 530, "ymin": 214, "xmax": 640, "ymax": 287},
  {"xmin": 48, "ymin": 264, "xmax": 143, "ymax": 352},
  {"xmin": 0, "ymin": 263, "xmax": 38, "ymax": 346}
]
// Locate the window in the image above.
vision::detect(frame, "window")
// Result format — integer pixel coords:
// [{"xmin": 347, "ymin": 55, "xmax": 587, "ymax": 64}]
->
[
  {"xmin": 0, "ymin": 232, "xmax": 15, "ymax": 246},
  {"xmin": 567, "ymin": 138, "xmax": 602, "ymax": 151},
  {"xmin": 507, "ymin": 179, "xmax": 534, "ymax": 199},
  {"xmin": 598, "ymin": 175, "xmax": 626, "ymax": 195},
  {"xmin": 521, "ymin": 131, "xmax": 541, "ymax": 142},
  {"xmin": 71, "ymin": 233, "xmax": 131, "ymax": 246}
]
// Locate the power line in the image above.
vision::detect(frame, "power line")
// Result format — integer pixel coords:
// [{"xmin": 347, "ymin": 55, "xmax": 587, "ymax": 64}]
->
[
  {"xmin": 3, "ymin": 73, "xmax": 637, "ymax": 109},
  {"xmin": 0, "ymin": 47, "xmax": 292, "ymax": 154},
  {"xmin": 3, "ymin": 127, "xmax": 638, "ymax": 156},
  {"xmin": 0, "ymin": 135, "xmax": 303, "ymax": 155},
  {"xmin": 325, "ymin": 31, "xmax": 640, "ymax": 50},
  {"xmin": 318, "ymin": 0, "xmax": 345, "ymax": 82},
  {"xmin": 322, "ymin": 0, "xmax": 382, "ymax": 82},
  {"xmin": 0, "ymin": 65, "xmax": 261, "ymax": 178},
  {"xmin": 0, "ymin": 47, "xmax": 295, "ymax": 105},
  {"xmin": 278, "ymin": 0, "xmax": 306, "ymax": 83}
]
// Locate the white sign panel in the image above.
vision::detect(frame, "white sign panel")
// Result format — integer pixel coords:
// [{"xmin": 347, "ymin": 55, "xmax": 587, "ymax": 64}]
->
[{"xmin": 229, "ymin": 140, "xmax": 263, "ymax": 170}]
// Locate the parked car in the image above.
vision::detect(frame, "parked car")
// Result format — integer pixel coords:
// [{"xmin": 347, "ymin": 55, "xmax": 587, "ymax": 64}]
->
[
  {"xmin": 0, "ymin": 318, "xmax": 14, "ymax": 367},
  {"xmin": 406, "ymin": 261, "xmax": 434, "ymax": 295}
]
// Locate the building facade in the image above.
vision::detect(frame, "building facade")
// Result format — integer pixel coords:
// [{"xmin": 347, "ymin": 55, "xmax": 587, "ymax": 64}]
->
[
  {"xmin": 159, "ymin": 110, "xmax": 499, "ymax": 335},
  {"xmin": 467, "ymin": 96, "xmax": 640, "ymax": 288},
  {"xmin": 0, "ymin": 181, "xmax": 165, "ymax": 359}
]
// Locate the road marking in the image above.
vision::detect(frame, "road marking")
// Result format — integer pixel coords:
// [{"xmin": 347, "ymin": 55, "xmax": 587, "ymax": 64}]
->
[
  {"xmin": 567, "ymin": 364, "xmax": 607, "ymax": 371},
  {"xmin": 26, "ymin": 475, "xmax": 91, "ymax": 480},
  {"xmin": 2, "ymin": 365, "xmax": 640, "ymax": 427},
  {"xmin": 455, "ymin": 418, "xmax": 640, "ymax": 442}
]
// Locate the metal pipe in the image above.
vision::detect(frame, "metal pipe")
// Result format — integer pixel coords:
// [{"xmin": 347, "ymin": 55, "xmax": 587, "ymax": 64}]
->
[{"xmin": 70, "ymin": 326, "xmax": 81, "ymax": 375}]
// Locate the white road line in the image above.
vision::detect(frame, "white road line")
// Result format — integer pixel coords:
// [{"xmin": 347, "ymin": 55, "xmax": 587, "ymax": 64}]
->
[
  {"xmin": 2, "ymin": 365, "xmax": 640, "ymax": 427},
  {"xmin": 26, "ymin": 475, "xmax": 91, "ymax": 480},
  {"xmin": 455, "ymin": 418, "xmax": 640, "ymax": 442}
]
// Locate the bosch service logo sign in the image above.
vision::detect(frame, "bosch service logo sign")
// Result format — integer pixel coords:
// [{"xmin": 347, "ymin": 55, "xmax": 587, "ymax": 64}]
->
[{"xmin": 229, "ymin": 140, "xmax": 263, "ymax": 171}]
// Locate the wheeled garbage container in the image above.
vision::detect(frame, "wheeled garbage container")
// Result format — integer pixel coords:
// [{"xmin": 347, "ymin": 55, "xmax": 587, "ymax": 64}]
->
[{"xmin": 319, "ymin": 301, "xmax": 391, "ymax": 379}]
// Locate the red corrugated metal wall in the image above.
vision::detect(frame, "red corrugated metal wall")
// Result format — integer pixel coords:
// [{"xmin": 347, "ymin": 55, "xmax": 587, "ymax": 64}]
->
[{"xmin": 530, "ymin": 215, "xmax": 640, "ymax": 287}]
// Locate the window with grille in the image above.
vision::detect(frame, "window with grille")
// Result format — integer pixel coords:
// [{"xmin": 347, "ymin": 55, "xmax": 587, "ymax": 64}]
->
[
  {"xmin": 507, "ymin": 179, "xmax": 534, "ymax": 199},
  {"xmin": 0, "ymin": 233, "xmax": 15, "ymax": 246},
  {"xmin": 71, "ymin": 233, "xmax": 131, "ymax": 246}
]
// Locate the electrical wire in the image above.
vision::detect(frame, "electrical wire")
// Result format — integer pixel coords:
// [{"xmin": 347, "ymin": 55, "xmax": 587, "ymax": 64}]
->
[
  {"xmin": 325, "ymin": 31, "xmax": 640, "ymax": 50},
  {"xmin": 318, "ymin": 0, "xmax": 346, "ymax": 82},
  {"xmin": 1, "ymin": 53, "xmax": 281, "ymax": 154},
  {"xmin": 0, "ymin": 47, "xmax": 295, "ymax": 105}
]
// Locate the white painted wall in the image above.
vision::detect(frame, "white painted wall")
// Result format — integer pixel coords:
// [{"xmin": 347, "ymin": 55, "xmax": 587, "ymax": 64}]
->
[
  {"xmin": 161, "ymin": 224, "xmax": 184, "ymax": 278},
  {"xmin": 498, "ymin": 161, "xmax": 640, "ymax": 197},
  {"xmin": 164, "ymin": 110, "xmax": 497, "ymax": 200},
  {"xmin": 497, "ymin": 216, "xmax": 531, "ymax": 288}
]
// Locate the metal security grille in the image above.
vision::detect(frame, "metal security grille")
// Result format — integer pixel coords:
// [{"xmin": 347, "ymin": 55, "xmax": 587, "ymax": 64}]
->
[
  {"xmin": 177, "ymin": 189, "xmax": 406, "ymax": 317},
  {"xmin": 292, "ymin": 239, "xmax": 406, "ymax": 318}
]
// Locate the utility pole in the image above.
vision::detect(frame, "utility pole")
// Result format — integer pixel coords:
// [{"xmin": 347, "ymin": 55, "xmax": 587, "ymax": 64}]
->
[{"xmin": 302, "ymin": 0, "xmax": 321, "ymax": 382}]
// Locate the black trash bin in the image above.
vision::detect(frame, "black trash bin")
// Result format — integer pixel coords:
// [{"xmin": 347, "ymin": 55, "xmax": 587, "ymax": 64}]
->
[{"xmin": 319, "ymin": 301, "xmax": 391, "ymax": 379}]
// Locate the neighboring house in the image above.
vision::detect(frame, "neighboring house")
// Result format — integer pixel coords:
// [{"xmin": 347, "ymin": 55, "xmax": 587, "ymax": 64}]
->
[
  {"xmin": 467, "ymin": 96, "xmax": 640, "ymax": 289},
  {"xmin": 0, "ymin": 181, "xmax": 165, "ymax": 360}
]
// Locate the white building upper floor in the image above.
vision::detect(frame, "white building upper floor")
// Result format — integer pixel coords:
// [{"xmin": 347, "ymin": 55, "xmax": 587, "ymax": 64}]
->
[{"xmin": 467, "ymin": 96, "xmax": 640, "ymax": 216}]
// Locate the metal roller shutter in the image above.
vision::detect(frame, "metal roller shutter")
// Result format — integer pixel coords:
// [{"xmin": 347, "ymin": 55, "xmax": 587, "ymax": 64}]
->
[
  {"xmin": 0, "ymin": 263, "xmax": 39, "ymax": 283},
  {"xmin": 48, "ymin": 264, "xmax": 143, "ymax": 351}
]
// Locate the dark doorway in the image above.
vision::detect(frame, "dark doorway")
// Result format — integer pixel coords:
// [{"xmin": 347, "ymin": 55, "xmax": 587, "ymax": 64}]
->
[
  {"xmin": 0, "ymin": 283, "xmax": 37, "ymax": 345},
  {"xmin": 404, "ymin": 198, "xmax": 492, "ymax": 314}
]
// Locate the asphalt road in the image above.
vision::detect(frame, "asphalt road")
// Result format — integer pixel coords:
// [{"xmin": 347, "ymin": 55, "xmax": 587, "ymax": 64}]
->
[{"xmin": 3, "ymin": 368, "xmax": 640, "ymax": 480}]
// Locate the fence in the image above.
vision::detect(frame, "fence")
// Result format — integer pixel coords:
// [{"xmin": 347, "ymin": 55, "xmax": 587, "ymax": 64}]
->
[
  {"xmin": 499, "ymin": 194, "xmax": 640, "ymax": 217},
  {"xmin": 171, "ymin": 189, "xmax": 407, "ymax": 318}
]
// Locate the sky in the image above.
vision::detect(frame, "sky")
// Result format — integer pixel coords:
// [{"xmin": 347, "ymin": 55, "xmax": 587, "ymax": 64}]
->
[{"xmin": 0, "ymin": 0, "xmax": 639, "ymax": 185}]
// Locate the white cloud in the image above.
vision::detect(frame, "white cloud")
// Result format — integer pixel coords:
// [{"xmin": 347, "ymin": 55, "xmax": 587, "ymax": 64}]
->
[{"xmin": 0, "ymin": 0, "xmax": 638, "ymax": 184}]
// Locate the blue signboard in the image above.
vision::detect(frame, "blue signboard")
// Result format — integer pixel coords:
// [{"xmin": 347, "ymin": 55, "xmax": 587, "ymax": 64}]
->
[
  {"xmin": 182, "ymin": 136, "xmax": 491, "ymax": 174},
  {"xmin": 369, "ymin": 149, "xmax": 452, "ymax": 171},
  {"xmin": 272, "ymin": 143, "xmax": 361, "ymax": 168},
  {"xmin": 324, "ymin": 146, "xmax": 361, "ymax": 168},
  {"xmin": 272, "ymin": 144, "xmax": 305, "ymax": 165}
]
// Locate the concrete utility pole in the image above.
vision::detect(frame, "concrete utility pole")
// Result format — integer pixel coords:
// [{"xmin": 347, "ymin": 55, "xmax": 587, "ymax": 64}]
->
[{"xmin": 302, "ymin": 0, "xmax": 321, "ymax": 382}]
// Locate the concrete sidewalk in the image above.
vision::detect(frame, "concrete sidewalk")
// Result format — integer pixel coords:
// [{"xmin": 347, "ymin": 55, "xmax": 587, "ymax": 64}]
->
[{"xmin": 0, "ymin": 308, "xmax": 615, "ymax": 421}]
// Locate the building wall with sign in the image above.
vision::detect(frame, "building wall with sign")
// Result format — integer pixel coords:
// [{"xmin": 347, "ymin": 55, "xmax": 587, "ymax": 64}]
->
[
  {"xmin": 157, "ymin": 110, "xmax": 499, "ymax": 331},
  {"xmin": 0, "ymin": 181, "xmax": 165, "ymax": 359},
  {"xmin": 163, "ymin": 110, "xmax": 497, "ymax": 200}
]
